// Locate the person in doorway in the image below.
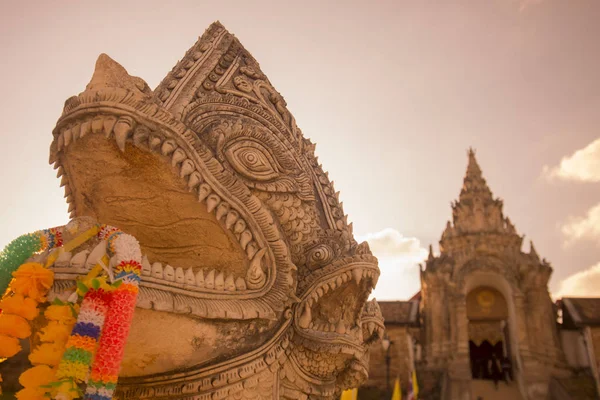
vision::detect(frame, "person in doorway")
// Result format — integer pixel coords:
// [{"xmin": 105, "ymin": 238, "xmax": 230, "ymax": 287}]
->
[
  {"xmin": 501, "ymin": 356, "xmax": 513, "ymax": 384},
  {"xmin": 488, "ymin": 353, "xmax": 502, "ymax": 389},
  {"xmin": 475, "ymin": 355, "xmax": 484, "ymax": 379}
]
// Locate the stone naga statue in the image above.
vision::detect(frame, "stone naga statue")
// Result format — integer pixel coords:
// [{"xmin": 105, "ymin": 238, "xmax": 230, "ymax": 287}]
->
[{"xmin": 47, "ymin": 21, "xmax": 384, "ymax": 399}]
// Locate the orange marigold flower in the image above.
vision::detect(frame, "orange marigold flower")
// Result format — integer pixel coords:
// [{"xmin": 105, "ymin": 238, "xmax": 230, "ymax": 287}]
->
[
  {"xmin": 0, "ymin": 293, "xmax": 39, "ymax": 320},
  {"xmin": 29, "ymin": 342, "xmax": 65, "ymax": 367},
  {"xmin": 39, "ymin": 321, "xmax": 72, "ymax": 345},
  {"xmin": 0, "ymin": 334, "xmax": 22, "ymax": 357},
  {"xmin": 15, "ymin": 387, "xmax": 47, "ymax": 400},
  {"xmin": 44, "ymin": 305, "xmax": 76, "ymax": 324},
  {"xmin": 11, "ymin": 263, "xmax": 54, "ymax": 302},
  {"xmin": 50, "ymin": 381, "xmax": 79, "ymax": 400},
  {"xmin": 0, "ymin": 314, "xmax": 31, "ymax": 339},
  {"xmin": 18, "ymin": 365, "xmax": 55, "ymax": 388}
]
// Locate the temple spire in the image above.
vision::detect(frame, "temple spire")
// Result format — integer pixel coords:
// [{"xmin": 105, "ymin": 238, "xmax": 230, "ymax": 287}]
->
[
  {"xmin": 446, "ymin": 148, "xmax": 509, "ymax": 236},
  {"xmin": 466, "ymin": 147, "xmax": 483, "ymax": 178},
  {"xmin": 437, "ymin": 149, "xmax": 529, "ymax": 261},
  {"xmin": 459, "ymin": 148, "xmax": 493, "ymax": 202}
]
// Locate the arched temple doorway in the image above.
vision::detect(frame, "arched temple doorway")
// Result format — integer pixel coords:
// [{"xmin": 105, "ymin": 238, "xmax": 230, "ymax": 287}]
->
[{"xmin": 467, "ymin": 286, "xmax": 510, "ymax": 381}]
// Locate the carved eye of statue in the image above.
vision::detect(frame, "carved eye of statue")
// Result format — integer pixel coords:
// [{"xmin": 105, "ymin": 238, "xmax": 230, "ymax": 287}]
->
[
  {"xmin": 224, "ymin": 139, "xmax": 281, "ymax": 181},
  {"xmin": 306, "ymin": 244, "xmax": 335, "ymax": 270}
]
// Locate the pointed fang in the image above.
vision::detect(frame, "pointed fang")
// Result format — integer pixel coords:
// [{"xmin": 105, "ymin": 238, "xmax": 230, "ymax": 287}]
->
[{"xmin": 114, "ymin": 117, "xmax": 134, "ymax": 152}]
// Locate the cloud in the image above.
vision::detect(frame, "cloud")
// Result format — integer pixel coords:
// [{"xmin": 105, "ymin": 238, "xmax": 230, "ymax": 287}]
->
[
  {"xmin": 543, "ymin": 138, "xmax": 600, "ymax": 182},
  {"xmin": 562, "ymin": 202, "xmax": 600, "ymax": 245},
  {"xmin": 357, "ymin": 228, "xmax": 428, "ymax": 261},
  {"xmin": 554, "ymin": 262, "xmax": 600, "ymax": 299},
  {"xmin": 357, "ymin": 228, "xmax": 428, "ymax": 301}
]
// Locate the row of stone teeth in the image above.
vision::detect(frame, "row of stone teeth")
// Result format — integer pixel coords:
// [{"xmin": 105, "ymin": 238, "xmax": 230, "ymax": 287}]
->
[
  {"xmin": 300, "ymin": 312, "xmax": 383, "ymax": 339},
  {"xmin": 299, "ymin": 297, "xmax": 360, "ymax": 336},
  {"xmin": 364, "ymin": 321, "xmax": 385, "ymax": 339},
  {"xmin": 308, "ymin": 320, "xmax": 363, "ymax": 337},
  {"xmin": 51, "ymin": 239, "xmax": 266, "ymax": 292},
  {"xmin": 305, "ymin": 268, "xmax": 377, "ymax": 307},
  {"xmin": 140, "ymin": 256, "xmax": 256, "ymax": 291},
  {"xmin": 297, "ymin": 268, "xmax": 378, "ymax": 334},
  {"xmin": 53, "ymin": 115, "xmax": 261, "ymax": 260}
]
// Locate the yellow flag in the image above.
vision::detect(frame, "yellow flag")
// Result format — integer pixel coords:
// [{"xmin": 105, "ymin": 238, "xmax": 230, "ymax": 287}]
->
[
  {"xmin": 391, "ymin": 377, "xmax": 402, "ymax": 400},
  {"xmin": 340, "ymin": 388, "xmax": 358, "ymax": 400},
  {"xmin": 412, "ymin": 370, "xmax": 419, "ymax": 399}
]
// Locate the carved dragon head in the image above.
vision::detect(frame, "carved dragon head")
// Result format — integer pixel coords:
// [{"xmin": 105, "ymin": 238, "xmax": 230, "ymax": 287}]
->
[{"xmin": 48, "ymin": 22, "xmax": 383, "ymax": 398}]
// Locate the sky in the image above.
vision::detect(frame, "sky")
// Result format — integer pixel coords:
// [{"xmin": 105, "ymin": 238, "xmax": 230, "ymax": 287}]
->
[{"xmin": 0, "ymin": 0, "xmax": 599, "ymax": 301}]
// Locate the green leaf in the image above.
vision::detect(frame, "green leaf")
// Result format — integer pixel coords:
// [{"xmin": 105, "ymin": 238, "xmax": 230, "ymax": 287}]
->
[
  {"xmin": 91, "ymin": 278, "xmax": 100, "ymax": 289},
  {"xmin": 52, "ymin": 297, "xmax": 65, "ymax": 306},
  {"xmin": 68, "ymin": 303, "xmax": 78, "ymax": 317},
  {"xmin": 112, "ymin": 279, "xmax": 123, "ymax": 288},
  {"xmin": 76, "ymin": 281, "xmax": 88, "ymax": 294},
  {"xmin": 40, "ymin": 380, "xmax": 66, "ymax": 388}
]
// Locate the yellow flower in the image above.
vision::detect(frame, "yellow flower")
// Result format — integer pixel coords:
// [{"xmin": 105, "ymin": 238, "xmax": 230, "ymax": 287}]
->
[
  {"xmin": 18, "ymin": 365, "xmax": 56, "ymax": 388},
  {"xmin": 44, "ymin": 305, "xmax": 76, "ymax": 324},
  {"xmin": 0, "ymin": 293, "xmax": 39, "ymax": 320},
  {"xmin": 15, "ymin": 387, "xmax": 47, "ymax": 400},
  {"xmin": 11, "ymin": 263, "xmax": 54, "ymax": 302},
  {"xmin": 0, "ymin": 314, "xmax": 32, "ymax": 339},
  {"xmin": 0, "ymin": 334, "xmax": 22, "ymax": 357},
  {"xmin": 77, "ymin": 274, "xmax": 112, "ymax": 296},
  {"xmin": 50, "ymin": 381, "xmax": 79, "ymax": 400},
  {"xmin": 29, "ymin": 342, "xmax": 65, "ymax": 367},
  {"xmin": 39, "ymin": 321, "xmax": 72, "ymax": 345}
]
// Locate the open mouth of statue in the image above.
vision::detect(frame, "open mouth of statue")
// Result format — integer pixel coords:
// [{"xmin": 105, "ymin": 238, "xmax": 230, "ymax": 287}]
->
[
  {"xmin": 50, "ymin": 109, "xmax": 274, "ymax": 304},
  {"xmin": 295, "ymin": 263, "xmax": 381, "ymax": 349},
  {"xmin": 47, "ymin": 104, "xmax": 297, "ymax": 377}
]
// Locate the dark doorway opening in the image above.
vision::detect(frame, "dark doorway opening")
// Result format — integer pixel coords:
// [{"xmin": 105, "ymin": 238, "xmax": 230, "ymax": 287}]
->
[{"xmin": 469, "ymin": 340, "xmax": 503, "ymax": 380}]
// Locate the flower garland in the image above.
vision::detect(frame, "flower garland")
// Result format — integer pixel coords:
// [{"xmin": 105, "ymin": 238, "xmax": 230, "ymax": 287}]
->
[
  {"xmin": 26, "ymin": 262, "xmax": 113, "ymax": 400},
  {"xmin": 0, "ymin": 269, "xmax": 47, "ymax": 400},
  {"xmin": 0, "ymin": 228, "xmax": 62, "ymax": 295},
  {"xmin": 53, "ymin": 287, "xmax": 111, "ymax": 397},
  {"xmin": 0, "ymin": 263, "xmax": 54, "ymax": 361},
  {"xmin": 16, "ymin": 301, "xmax": 79, "ymax": 400},
  {"xmin": 0, "ymin": 224, "xmax": 96, "ymax": 376},
  {"xmin": 0, "ymin": 222, "xmax": 143, "ymax": 400},
  {"xmin": 49, "ymin": 225, "xmax": 142, "ymax": 400},
  {"xmin": 84, "ymin": 227, "xmax": 142, "ymax": 400}
]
